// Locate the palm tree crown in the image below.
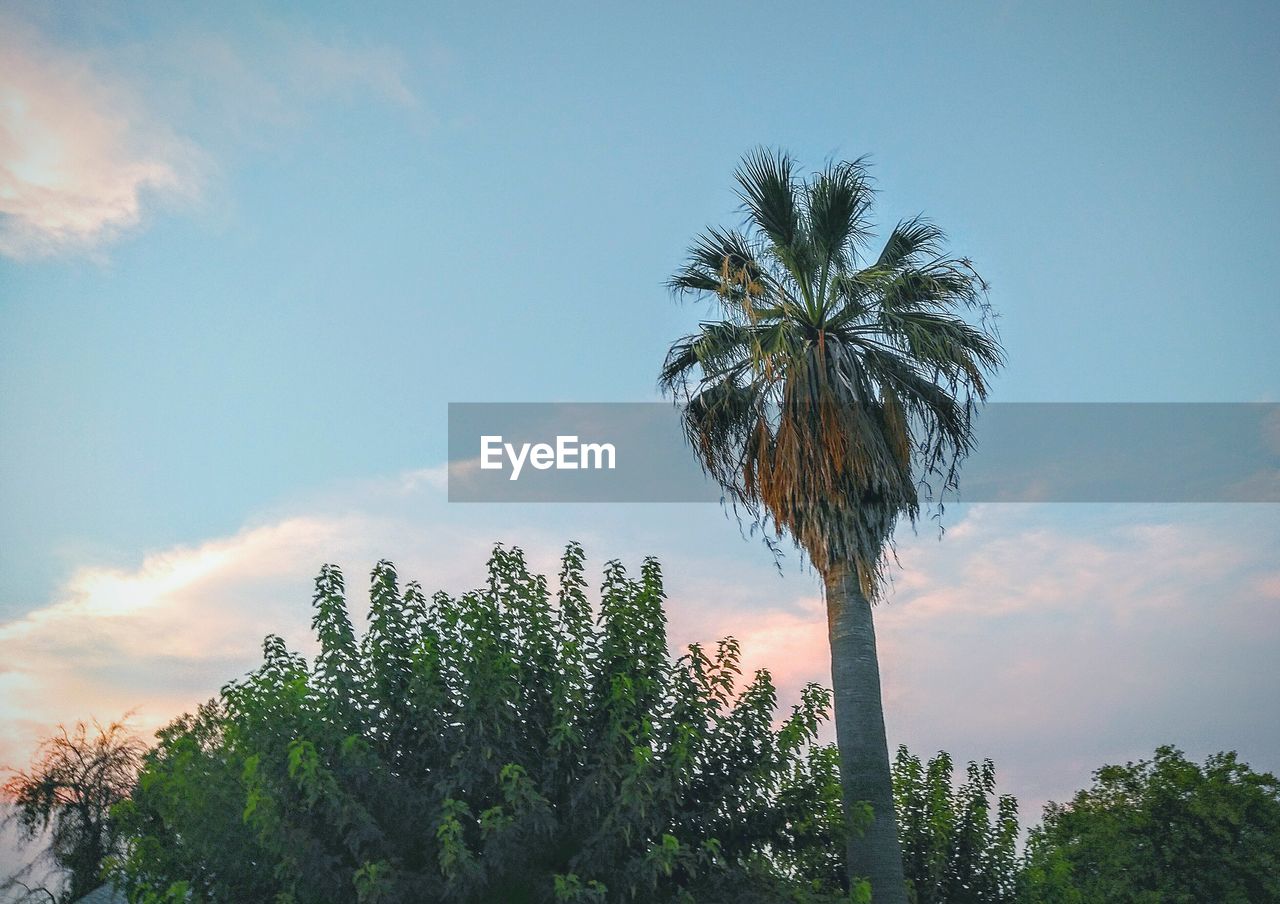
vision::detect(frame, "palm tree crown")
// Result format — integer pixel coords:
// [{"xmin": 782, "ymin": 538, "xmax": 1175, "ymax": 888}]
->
[{"xmin": 661, "ymin": 149, "xmax": 1004, "ymax": 594}]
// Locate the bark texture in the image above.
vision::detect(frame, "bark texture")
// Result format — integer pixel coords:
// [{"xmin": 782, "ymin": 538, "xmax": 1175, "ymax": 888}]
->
[{"xmin": 825, "ymin": 563, "xmax": 907, "ymax": 903}]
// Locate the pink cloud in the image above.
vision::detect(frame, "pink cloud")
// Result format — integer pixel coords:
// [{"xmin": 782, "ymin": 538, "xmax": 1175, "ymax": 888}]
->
[
  {"xmin": 0, "ymin": 15, "xmax": 203, "ymax": 259},
  {"xmin": 0, "ymin": 13, "xmax": 426, "ymax": 261},
  {"xmin": 1254, "ymin": 573, "xmax": 1280, "ymax": 600},
  {"xmin": 665, "ymin": 590, "xmax": 830, "ymax": 713},
  {"xmin": 0, "ymin": 487, "xmax": 570, "ymax": 773},
  {"xmin": 867, "ymin": 505, "xmax": 1280, "ymax": 818},
  {"xmin": 657, "ymin": 504, "xmax": 1278, "ymax": 818}
]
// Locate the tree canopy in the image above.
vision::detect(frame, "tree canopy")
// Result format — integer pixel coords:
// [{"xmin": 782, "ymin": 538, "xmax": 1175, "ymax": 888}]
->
[
  {"xmin": 111, "ymin": 544, "xmax": 852, "ymax": 903},
  {"xmin": 2, "ymin": 718, "xmax": 144, "ymax": 903},
  {"xmin": 892, "ymin": 747, "xmax": 1019, "ymax": 904},
  {"xmin": 660, "ymin": 148, "xmax": 1003, "ymax": 591},
  {"xmin": 1020, "ymin": 745, "xmax": 1280, "ymax": 904}
]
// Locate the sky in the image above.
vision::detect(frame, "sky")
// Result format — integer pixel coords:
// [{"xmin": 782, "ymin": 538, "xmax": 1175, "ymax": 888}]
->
[{"xmin": 2, "ymin": 0, "xmax": 1279, "ymax": 881}]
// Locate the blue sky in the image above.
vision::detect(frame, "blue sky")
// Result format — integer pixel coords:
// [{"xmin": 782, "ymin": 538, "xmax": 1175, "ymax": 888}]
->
[{"xmin": 2, "ymin": 0, "xmax": 1279, "ymax": 873}]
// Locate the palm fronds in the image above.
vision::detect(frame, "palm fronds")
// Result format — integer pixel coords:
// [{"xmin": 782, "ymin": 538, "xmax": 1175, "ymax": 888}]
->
[{"xmin": 662, "ymin": 149, "xmax": 1004, "ymax": 594}]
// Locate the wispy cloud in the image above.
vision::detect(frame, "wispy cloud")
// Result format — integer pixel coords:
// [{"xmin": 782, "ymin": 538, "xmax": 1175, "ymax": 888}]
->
[
  {"xmin": 0, "ymin": 14, "xmax": 202, "ymax": 259},
  {"xmin": 143, "ymin": 26, "xmax": 424, "ymax": 145},
  {"xmin": 873, "ymin": 505, "xmax": 1280, "ymax": 816},
  {"xmin": 0, "ymin": 489, "xmax": 560, "ymax": 771},
  {"xmin": 0, "ymin": 12, "xmax": 425, "ymax": 260}
]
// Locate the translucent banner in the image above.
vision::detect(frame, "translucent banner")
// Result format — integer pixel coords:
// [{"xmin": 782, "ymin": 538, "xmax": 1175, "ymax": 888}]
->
[{"xmin": 447, "ymin": 403, "xmax": 1280, "ymax": 503}]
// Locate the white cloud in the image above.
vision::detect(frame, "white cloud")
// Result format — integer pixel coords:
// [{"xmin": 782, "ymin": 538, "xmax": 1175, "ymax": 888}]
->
[
  {"xmin": 0, "ymin": 13, "xmax": 425, "ymax": 260},
  {"xmin": 0, "ymin": 15, "xmax": 203, "ymax": 259},
  {"xmin": 0, "ymin": 485, "xmax": 570, "ymax": 772}
]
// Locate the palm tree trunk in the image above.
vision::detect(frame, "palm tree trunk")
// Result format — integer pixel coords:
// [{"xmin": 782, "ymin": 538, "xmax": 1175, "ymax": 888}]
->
[{"xmin": 825, "ymin": 562, "xmax": 907, "ymax": 903}]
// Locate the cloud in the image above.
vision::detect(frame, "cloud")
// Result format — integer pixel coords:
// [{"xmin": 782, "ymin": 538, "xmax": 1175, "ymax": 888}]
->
[
  {"xmin": 645, "ymin": 504, "xmax": 1280, "ymax": 821},
  {"xmin": 0, "ymin": 13, "xmax": 425, "ymax": 261},
  {"xmin": 285, "ymin": 34, "xmax": 419, "ymax": 110},
  {"xmin": 0, "ymin": 484, "xmax": 572, "ymax": 772},
  {"xmin": 871, "ymin": 505, "xmax": 1280, "ymax": 819},
  {"xmin": 143, "ymin": 27, "xmax": 424, "ymax": 146},
  {"xmin": 0, "ymin": 15, "xmax": 202, "ymax": 259},
  {"xmin": 0, "ymin": 516, "xmax": 331, "ymax": 767}
]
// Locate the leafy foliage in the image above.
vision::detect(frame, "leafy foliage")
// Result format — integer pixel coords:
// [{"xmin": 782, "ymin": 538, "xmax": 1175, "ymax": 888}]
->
[
  {"xmin": 660, "ymin": 148, "xmax": 1003, "ymax": 593},
  {"xmin": 112, "ymin": 544, "xmax": 852, "ymax": 903},
  {"xmin": 1020, "ymin": 745, "xmax": 1280, "ymax": 904},
  {"xmin": 2, "ymin": 718, "xmax": 145, "ymax": 902},
  {"xmin": 891, "ymin": 747, "xmax": 1018, "ymax": 904}
]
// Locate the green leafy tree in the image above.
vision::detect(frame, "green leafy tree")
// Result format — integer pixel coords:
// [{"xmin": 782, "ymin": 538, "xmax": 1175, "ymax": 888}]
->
[
  {"xmin": 1020, "ymin": 745, "xmax": 1280, "ymax": 904},
  {"xmin": 891, "ymin": 747, "xmax": 1018, "ymax": 904},
  {"xmin": 112, "ymin": 543, "xmax": 852, "ymax": 903},
  {"xmin": 660, "ymin": 149, "xmax": 1002, "ymax": 900},
  {"xmin": 2, "ymin": 718, "xmax": 145, "ymax": 902}
]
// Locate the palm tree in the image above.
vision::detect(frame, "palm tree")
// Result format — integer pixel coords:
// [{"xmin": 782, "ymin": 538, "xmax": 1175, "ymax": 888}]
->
[{"xmin": 660, "ymin": 149, "xmax": 1003, "ymax": 900}]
